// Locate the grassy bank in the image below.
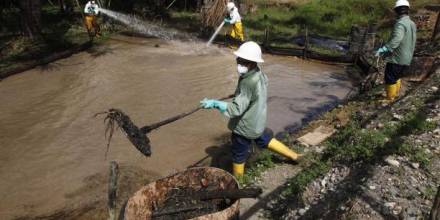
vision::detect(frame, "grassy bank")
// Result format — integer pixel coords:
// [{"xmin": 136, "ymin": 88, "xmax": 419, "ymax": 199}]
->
[{"xmin": 246, "ymin": 0, "xmax": 439, "ymax": 43}]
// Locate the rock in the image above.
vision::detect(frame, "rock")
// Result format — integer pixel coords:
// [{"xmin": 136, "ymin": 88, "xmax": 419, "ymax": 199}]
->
[
  {"xmin": 431, "ymin": 86, "xmax": 439, "ymax": 92},
  {"xmin": 369, "ymin": 185, "xmax": 376, "ymax": 190},
  {"xmin": 410, "ymin": 163, "xmax": 420, "ymax": 169},
  {"xmin": 377, "ymin": 123, "xmax": 384, "ymax": 128},
  {"xmin": 393, "ymin": 206, "xmax": 403, "ymax": 215},
  {"xmin": 321, "ymin": 179, "xmax": 327, "ymax": 187},
  {"xmin": 298, "ymin": 126, "xmax": 336, "ymax": 146},
  {"xmin": 315, "ymin": 146, "xmax": 324, "ymax": 154},
  {"xmin": 299, "ymin": 142, "xmax": 310, "ymax": 148},
  {"xmin": 384, "ymin": 202, "xmax": 396, "ymax": 209},
  {"xmin": 434, "ymin": 128, "xmax": 440, "ymax": 134},
  {"xmin": 385, "ymin": 157, "xmax": 400, "ymax": 167},
  {"xmin": 298, "ymin": 208, "xmax": 307, "ymax": 216},
  {"xmin": 393, "ymin": 113, "xmax": 403, "ymax": 120}
]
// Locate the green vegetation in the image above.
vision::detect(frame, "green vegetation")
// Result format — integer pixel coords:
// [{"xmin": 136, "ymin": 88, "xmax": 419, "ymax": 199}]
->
[
  {"xmin": 244, "ymin": 0, "xmax": 440, "ymax": 47},
  {"xmin": 280, "ymin": 91, "xmax": 439, "ymax": 197},
  {"xmin": 0, "ymin": 6, "xmax": 92, "ymax": 73},
  {"xmin": 240, "ymin": 149, "xmax": 276, "ymax": 186},
  {"xmin": 245, "ymin": 0, "xmax": 389, "ymax": 40}
]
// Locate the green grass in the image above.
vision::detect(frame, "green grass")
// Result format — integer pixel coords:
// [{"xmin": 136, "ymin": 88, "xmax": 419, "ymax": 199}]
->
[
  {"xmin": 244, "ymin": 0, "xmax": 440, "ymax": 47},
  {"xmin": 240, "ymin": 149, "xmax": 276, "ymax": 186}
]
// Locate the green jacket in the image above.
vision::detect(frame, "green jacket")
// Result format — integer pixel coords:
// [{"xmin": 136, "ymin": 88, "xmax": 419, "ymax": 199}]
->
[
  {"xmin": 384, "ymin": 15, "xmax": 417, "ymax": 65},
  {"xmin": 224, "ymin": 68, "xmax": 268, "ymax": 139}
]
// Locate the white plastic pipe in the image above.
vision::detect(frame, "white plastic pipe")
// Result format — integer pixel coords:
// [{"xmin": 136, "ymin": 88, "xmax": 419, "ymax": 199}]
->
[{"xmin": 207, "ymin": 21, "xmax": 225, "ymax": 47}]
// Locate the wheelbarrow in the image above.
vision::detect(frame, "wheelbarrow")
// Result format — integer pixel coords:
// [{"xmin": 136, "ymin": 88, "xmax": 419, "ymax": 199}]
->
[{"xmin": 124, "ymin": 167, "xmax": 261, "ymax": 220}]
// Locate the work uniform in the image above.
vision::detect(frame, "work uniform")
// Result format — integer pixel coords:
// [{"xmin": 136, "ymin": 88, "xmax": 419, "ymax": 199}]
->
[
  {"xmin": 224, "ymin": 67, "xmax": 270, "ymax": 163},
  {"xmin": 200, "ymin": 41, "xmax": 301, "ymax": 177},
  {"xmin": 84, "ymin": 2, "xmax": 101, "ymax": 37},
  {"xmin": 227, "ymin": 7, "xmax": 244, "ymax": 42},
  {"xmin": 383, "ymin": 15, "xmax": 416, "ymax": 85}
]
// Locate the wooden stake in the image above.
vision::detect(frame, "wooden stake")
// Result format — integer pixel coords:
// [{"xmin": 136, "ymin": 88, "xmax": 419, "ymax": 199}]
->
[
  {"xmin": 425, "ymin": 4, "xmax": 440, "ymax": 43},
  {"xmin": 108, "ymin": 161, "xmax": 119, "ymax": 220},
  {"xmin": 303, "ymin": 26, "xmax": 309, "ymax": 59}
]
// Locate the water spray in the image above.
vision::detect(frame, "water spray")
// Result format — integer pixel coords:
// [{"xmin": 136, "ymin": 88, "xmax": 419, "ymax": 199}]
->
[
  {"xmin": 99, "ymin": 8, "xmax": 178, "ymax": 41},
  {"xmin": 206, "ymin": 21, "xmax": 225, "ymax": 47}
]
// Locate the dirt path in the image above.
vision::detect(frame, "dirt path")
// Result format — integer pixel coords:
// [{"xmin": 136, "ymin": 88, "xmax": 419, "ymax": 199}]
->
[{"xmin": 0, "ymin": 35, "xmax": 352, "ymax": 219}]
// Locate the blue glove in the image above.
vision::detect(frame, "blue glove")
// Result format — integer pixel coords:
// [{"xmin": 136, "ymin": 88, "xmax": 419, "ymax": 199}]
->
[
  {"xmin": 200, "ymin": 98, "xmax": 228, "ymax": 113},
  {"xmin": 375, "ymin": 46, "xmax": 389, "ymax": 57},
  {"xmin": 224, "ymin": 18, "xmax": 231, "ymax": 24}
]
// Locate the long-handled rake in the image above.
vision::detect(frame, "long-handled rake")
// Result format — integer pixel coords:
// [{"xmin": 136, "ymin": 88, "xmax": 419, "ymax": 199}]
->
[{"xmin": 95, "ymin": 94, "xmax": 234, "ymax": 158}]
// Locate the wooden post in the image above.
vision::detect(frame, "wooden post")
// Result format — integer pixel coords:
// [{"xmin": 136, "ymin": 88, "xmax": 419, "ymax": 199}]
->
[
  {"xmin": 430, "ymin": 186, "xmax": 440, "ymax": 220},
  {"xmin": 425, "ymin": 4, "xmax": 440, "ymax": 42},
  {"xmin": 263, "ymin": 14, "xmax": 269, "ymax": 49},
  {"xmin": 303, "ymin": 26, "xmax": 309, "ymax": 59},
  {"xmin": 108, "ymin": 161, "xmax": 119, "ymax": 220}
]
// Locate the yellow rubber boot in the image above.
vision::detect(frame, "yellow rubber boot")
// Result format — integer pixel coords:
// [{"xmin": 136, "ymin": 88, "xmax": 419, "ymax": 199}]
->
[
  {"xmin": 380, "ymin": 83, "xmax": 398, "ymax": 104},
  {"xmin": 386, "ymin": 83, "xmax": 398, "ymax": 101},
  {"xmin": 268, "ymin": 139, "xmax": 302, "ymax": 161},
  {"xmin": 232, "ymin": 163, "xmax": 245, "ymax": 178},
  {"xmin": 396, "ymin": 79, "xmax": 401, "ymax": 96}
]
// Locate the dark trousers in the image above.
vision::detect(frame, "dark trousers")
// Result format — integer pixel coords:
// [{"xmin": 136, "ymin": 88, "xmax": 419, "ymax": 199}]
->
[
  {"xmin": 230, "ymin": 130, "xmax": 272, "ymax": 163},
  {"xmin": 384, "ymin": 63, "xmax": 409, "ymax": 84}
]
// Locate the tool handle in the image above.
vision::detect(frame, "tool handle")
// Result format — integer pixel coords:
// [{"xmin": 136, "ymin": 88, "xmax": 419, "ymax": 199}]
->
[{"xmin": 141, "ymin": 94, "xmax": 234, "ymax": 133}]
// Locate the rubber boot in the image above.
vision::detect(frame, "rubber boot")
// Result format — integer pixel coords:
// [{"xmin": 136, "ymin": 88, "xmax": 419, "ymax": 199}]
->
[
  {"xmin": 268, "ymin": 139, "xmax": 302, "ymax": 161},
  {"xmin": 232, "ymin": 163, "xmax": 245, "ymax": 178},
  {"xmin": 380, "ymin": 83, "xmax": 397, "ymax": 104},
  {"xmin": 386, "ymin": 83, "xmax": 398, "ymax": 101},
  {"xmin": 396, "ymin": 79, "xmax": 401, "ymax": 96}
]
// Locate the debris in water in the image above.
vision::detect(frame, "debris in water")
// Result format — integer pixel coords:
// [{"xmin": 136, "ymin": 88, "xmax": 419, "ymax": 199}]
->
[{"xmin": 94, "ymin": 109, "xmax": 152, "ymax": 158}]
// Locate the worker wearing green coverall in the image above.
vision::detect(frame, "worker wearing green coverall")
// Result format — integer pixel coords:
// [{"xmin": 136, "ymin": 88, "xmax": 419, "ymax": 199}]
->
[
  {"xmin": 375, "ymin": 0, "xmax": 416, "ymax": 102},
  {"xmin": 200, "ymin": 42, "xmax": 302, "ymax": 178}
]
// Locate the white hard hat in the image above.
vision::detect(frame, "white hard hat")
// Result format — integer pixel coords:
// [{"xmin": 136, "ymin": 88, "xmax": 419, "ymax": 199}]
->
[
  {"xmin": 227, "ymin": 2, "xmax": 235, "ymax": 11},
  {"xmin": 234, "ymin": 41, "xmax": 264, "ymax": 63},
  {"xmin": 394, "ymin": 0, "xmax": 410, "ymax": 8}
]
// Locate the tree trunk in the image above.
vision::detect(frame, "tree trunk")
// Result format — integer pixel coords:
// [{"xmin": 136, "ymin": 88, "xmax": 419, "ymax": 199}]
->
[{"xmin": 18, "ymin": 0, "xmax": 42, "ymax": 39}]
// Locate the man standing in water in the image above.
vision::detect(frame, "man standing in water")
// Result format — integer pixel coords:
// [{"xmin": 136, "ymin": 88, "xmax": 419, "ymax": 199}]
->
[
  {"xmin": 375, "ymin": 0, "xmax": 416, "ymax": 102},
  {"xmin": 224, "ymin": 2, "xmax": 244, "ymax": 48},
  {"xmin": 84, "ymin": 0, "xmax": 101, "ymax": 38},
  {"xmin": 200, "ymin": 42, "xmax": 302, "ymax": 178}
]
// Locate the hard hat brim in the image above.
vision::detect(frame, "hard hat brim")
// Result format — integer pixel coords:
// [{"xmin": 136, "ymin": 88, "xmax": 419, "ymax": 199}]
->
[{"xmin": 233, "ymin": 51, "xmax": 264, "ymax": 63}]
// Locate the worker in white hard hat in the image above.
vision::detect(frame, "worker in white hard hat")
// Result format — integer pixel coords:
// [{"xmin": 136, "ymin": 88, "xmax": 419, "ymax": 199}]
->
[
  {"xmin": 224, "ymin": 2, "xmax": 244, "ymax": 47},
  {"xmin": 200, "ymin": 42, "xmax": 302, "ymax": 178},
  {"xmin": 375, "ymin": 0, "xmax": 416, "ymax": 102},
  {"xmin": 84, "ymin": 0, "xmax": 101, "ymax": 38}
]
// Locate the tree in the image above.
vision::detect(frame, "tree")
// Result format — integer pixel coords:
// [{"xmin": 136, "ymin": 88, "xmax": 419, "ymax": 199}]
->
[{"xmin": 17, "ymin": 0, "xmax": 42, "ymax": 39}]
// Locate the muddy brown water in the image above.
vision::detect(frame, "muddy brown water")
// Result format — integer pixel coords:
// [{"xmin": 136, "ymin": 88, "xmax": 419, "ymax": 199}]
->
[{"xmin": 0, "ymin": 35, "xmax": 353, "ymax": 219}]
